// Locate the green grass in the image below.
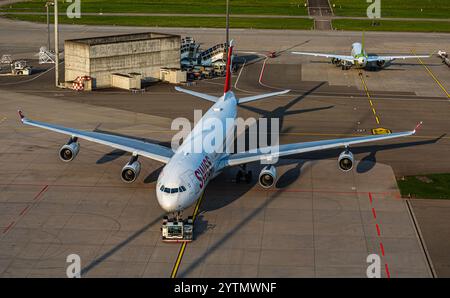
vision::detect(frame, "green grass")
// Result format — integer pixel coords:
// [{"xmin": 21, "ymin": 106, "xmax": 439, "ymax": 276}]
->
[
  {"xmin": 397, "ymin": 174, "xmax": 450, "ymax": 200},
  {"xmin": 0, "ymin": 0, "xmax": 308, "ymax": 15},
  {"xmin": 3, "ymin": 14, "xmax": 314, "ymax": 30},
  {"xmin": 330, "ymin": 0, "xmax": 450, "ymax": 19},
  {"xmin": 333, "ymin": 19, "xmax": 450, "ymax": 33}
]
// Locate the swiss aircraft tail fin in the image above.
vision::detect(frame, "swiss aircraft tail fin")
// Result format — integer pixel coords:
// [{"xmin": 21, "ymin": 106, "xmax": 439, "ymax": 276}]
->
[{"xmin": 223, "ymin": 40, "xmax": 234, "ymax": 94}]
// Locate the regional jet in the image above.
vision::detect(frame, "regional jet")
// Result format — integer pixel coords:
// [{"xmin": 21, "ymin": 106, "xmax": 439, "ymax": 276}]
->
[
  {"xmin": 19, "ymin": 41, "xmax": 422, "ymax": 220},
  {"xmin": 292, "ymin": 33, "xmax": 430, "ymax": 70}
]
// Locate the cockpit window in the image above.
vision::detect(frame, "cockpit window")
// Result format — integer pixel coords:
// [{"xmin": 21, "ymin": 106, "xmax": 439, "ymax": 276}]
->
[{"xmin": 161, "ymin": 185, "xmax": 187, "ymax": 194}]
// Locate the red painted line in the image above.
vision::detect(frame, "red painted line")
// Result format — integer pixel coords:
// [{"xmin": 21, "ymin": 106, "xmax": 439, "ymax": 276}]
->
[
  {"xmin": 2, "ymin": 221, "xmax": 14, "ymax": 234},
  {"xmin": 19, "ymin": 205, "xmax": 29, "ymax": 216},
  {"xmin": 372, "ymin": 207, "xmax": 377, "ymax": 219},
  {"xmin": 380, "ymin": 242, "xmax": 385, "ymax": 256},
  {"xmin": 385, "ymin": 263, "xmax": 391, "ymax": 278},
  {"xmin": 376, "ymin": 224, "xmax": 381, "ymax": 236},
  {"xmin": 369, "ymin": 192, "xmax": 373, "ymax": 204},
  {"xmin": 33, "ymin": 185, "xmax": 49, "ymax": 201}
]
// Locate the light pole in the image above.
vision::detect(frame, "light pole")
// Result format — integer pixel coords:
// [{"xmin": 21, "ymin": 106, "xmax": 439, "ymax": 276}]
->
[
  {"xmin": 45, "ymin": 1, "xmax": 54, "ymax": 51},
  {"xmin": 54, "ymin": 0, "xmax": 59, "ymax": 87},
  {"xmin": 225, "ymin": 0, "xmax": 229, "ymax": 50}
]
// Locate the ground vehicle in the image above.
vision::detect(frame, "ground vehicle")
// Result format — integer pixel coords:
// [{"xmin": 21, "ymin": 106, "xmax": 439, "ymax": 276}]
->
[{"xmin": 161, "ymin": 216, "xmax": 193, "ymax": 242}]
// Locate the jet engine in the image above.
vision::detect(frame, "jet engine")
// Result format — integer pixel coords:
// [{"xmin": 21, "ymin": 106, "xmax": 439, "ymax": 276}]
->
[
  {"xmin": 258, "ymin": 165, "xmax": 277, "ymax": 188},
  {"xmin": 121, "ymin": 159, "xmax": 141, "ymax": 183},
  {"xmin": 338, "ymin": 150, "xmax": 354, "ymax": 172},
  {"xmin": 59, "ymin": 141, "xmax": 80, "ymax": 162},
  {"xmin": 332, "ymin": 58, "xmax": 341, "ymax": 65},
  {"xmin": 376, "ymin": 60, "xmax": 386, "ymax": 67}
]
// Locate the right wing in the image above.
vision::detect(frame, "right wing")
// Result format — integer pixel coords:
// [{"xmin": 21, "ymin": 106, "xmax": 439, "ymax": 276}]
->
[
  {"xmin": 175, "ymin": 86, "xmax": 218, "ymax": 103},
  {"xmin": 220, "ymin": 123, "xmax": 422, "ymax": 168},
  {"xmin": 19, "ymin": 111, "xmax": 174, "ymax": 164},
  {"xmin": 292, "ymin": 52, "xmax": 355, "ymax": 63},
  {"xmin": 367, "ymin": 54, "xmax": 430, "ymax": 62}
]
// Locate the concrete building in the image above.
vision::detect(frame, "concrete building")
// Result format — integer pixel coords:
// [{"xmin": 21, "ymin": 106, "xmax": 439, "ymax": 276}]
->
[{"xmin": 64, "ymin": 32, "xmax": 180, "ymax": 88}]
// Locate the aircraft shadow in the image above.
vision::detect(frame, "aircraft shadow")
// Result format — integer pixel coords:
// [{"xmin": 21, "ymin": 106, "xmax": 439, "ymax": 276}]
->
[
  {"xmin": 239, "ymin": 81, "xmax": 330, "ymax": 134},
  {"xmin": 80, "ymin": 214, "xmax": 165, "ymax": 276},
  {"xmin": 179, "ymin": 189, "xmax": 287, "ymax": 277},
  {"xmin": 184, "ymin": 134, "xmax": 444, "ymax": 275}
]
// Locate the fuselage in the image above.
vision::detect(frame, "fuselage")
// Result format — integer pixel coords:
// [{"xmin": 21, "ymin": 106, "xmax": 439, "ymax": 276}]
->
[
  {"xmin": 156, "ymin": 91, "xmax": 237, "ymax": 213},
  {"xmin": 351, "ymin": 42, "xmax": 367, "ymax": 67}
]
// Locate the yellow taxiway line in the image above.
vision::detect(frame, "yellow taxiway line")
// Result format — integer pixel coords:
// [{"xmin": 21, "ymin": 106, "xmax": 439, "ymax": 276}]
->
[
  {"xmin": 170, "ymin": 191, "xmax": 205, "ymax": 278},
  {"xmin": 411, "ymin": 50, "xmax": 450, "ymax": 99},
  {"xmin": 359, "ymin": 72, "xmax": 382, "ymax": 125}
]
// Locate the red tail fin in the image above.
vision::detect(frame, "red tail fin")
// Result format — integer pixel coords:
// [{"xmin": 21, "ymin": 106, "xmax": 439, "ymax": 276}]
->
[{"xmin": 223, "ymin": 40, "xmax": 234, "ymax": 94}]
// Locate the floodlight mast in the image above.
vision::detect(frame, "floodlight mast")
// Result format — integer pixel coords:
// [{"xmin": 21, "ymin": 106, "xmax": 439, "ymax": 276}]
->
[{"xmin": 54, "ymin": 0, "xmax": 59, "ymax": 87}]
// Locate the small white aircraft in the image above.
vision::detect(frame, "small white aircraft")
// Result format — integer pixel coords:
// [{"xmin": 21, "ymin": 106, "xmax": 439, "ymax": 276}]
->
[
  {"xmin": 19, "ymin": 41, "xmax": 422, "ymax": 219},
  {"xmin": 292, "ymin": 32, "xmax": 430, "ymax": 70}
]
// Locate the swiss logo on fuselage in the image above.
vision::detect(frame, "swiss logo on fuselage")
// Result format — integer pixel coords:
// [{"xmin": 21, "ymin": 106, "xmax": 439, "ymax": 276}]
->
[{"xmin": 194, "ymin": 156, "xmax": 213, "ymax": 189}]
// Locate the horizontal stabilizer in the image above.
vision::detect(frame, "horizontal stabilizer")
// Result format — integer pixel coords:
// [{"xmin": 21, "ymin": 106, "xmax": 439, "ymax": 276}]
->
[
  {"xmin": 238, "ymin": 89, "xmax": 290, "ymax": 104},
  {"xmin": 174, "ymin": 86, "xmax": 218, "ymax": 102}
]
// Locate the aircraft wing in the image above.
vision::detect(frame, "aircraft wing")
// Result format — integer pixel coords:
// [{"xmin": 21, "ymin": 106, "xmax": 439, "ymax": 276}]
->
[
  {"xmin": 367, "ymin": 55, "xmax": 430, "ymax": 62},
  {"xmin": 221, "ymin": 123, "xmax": 422, "ymax": 167},
  {"xmin": 18, "ymin": 111, "xmax": 174, "ymax": 164},
  {"xmin": 291, "ymin": 51, "xmax": 355, "ymax": 63}
]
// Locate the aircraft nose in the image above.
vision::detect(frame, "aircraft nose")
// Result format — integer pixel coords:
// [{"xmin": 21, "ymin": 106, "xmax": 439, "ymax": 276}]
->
[{"xmin": 156, "ymin": 190, "xmax": 182, "ymax": 213}]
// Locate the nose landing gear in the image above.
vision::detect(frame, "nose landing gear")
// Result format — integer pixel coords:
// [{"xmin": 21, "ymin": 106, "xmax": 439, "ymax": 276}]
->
[{"xmin": 161, "ymin": 212, "xmax": 193, "ymax": 242}]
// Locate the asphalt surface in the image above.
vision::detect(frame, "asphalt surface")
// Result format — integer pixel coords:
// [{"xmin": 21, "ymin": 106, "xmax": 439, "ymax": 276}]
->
[
  {"xmin": 0, "ymin": 91, "xmax": 432, "ymax": 277},
  {"xmin": 0, "ymin": 17, "xmax": 449, "ymax": 277}
]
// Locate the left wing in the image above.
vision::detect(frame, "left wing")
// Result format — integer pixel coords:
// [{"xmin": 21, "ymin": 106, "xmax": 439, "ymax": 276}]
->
[
  {"xmin": 18, "ymin": 111, "xmax": 174, "ymax": 163},
  {"xmin": 220, "ymin": 123, "xmax": 422, "ymax": 168},
  {"xmin": 175, "ymin": 86, "xmax": 218, "ymax": 102},
  {"xmin": 367, "ymin": 55, "xmax": 430, "ymax": 62}
]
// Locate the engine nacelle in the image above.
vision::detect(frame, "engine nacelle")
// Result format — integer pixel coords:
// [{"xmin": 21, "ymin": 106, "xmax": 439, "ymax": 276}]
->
[
  {"xmin": 121, "ymin": 160, "xmax": 141, "ymax": 183},
  {"xmin": 59, "ymin": 142, "xmax": 80, "ymax": 162},
  {"xmin": 332, "ymin": 58, "xmax": 341, "ymax": 65},
  {"xmin": 259, "ymin": 165, "xmax": 277, "ymax": 188},
  {"xmin": 338, "ymin": 150, "xmax": 354, "ymax": 172},
  {"xmin": 376, "ymin": 60, "xmax": 386, "ymax": 67}
]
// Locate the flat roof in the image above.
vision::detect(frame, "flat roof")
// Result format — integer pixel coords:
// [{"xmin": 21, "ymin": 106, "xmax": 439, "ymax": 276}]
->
[{"xmin": 66, "ymin": 32, "xmax": 180, "ymax": 46}]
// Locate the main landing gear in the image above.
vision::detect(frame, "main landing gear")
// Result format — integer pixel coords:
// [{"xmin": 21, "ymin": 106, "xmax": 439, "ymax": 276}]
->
[
  {"xmin": 161, "ymin": 211, "xmax": 193, "ymax": 243},
  {"xmin": 235, "ymin": 164, "xmax": 252, "ymax": 184}
]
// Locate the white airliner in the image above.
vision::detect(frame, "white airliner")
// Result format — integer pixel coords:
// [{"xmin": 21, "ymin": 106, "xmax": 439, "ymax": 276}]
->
[
  {"xmin": 19, "ymin": 41, "xmax": 422, "ymax": 217},
  {"xmin": 292, "ymin": 33, "xmax": 430, "ymax": 70}
]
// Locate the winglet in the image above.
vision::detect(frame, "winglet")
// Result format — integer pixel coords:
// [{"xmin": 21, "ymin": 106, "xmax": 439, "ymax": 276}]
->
[
  {"xmin": 223, "ymin": 39, "xmax": 234, "ymax": 94},
  {"xmin": 413, "ymin": 121, "xmax": 423, "ymax": 134},
  {"xmin": 18, "ymin": 110, "xmax": 26, "ymax": 122}
]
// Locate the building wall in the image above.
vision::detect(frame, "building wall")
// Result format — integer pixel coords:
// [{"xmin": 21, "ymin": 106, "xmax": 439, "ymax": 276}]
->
[
  {"xmin": 64, "ymin": 34, "xmax": 180, "ymax": 88},
  {"xmin": 64, "ymin": 41, "xmax": 90, "ymax": 84}
]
